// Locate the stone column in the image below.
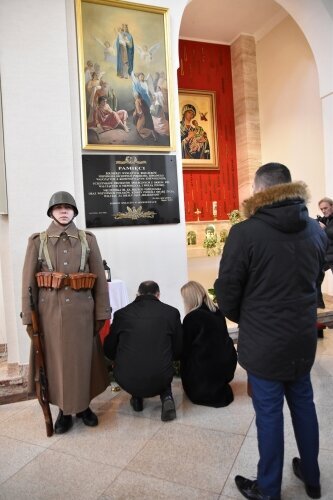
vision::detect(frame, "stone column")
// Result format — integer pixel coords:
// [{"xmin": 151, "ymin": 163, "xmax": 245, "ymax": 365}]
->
[{"xmin": 231, "ymin": 35, "xmax": 262, "ymax": 205}]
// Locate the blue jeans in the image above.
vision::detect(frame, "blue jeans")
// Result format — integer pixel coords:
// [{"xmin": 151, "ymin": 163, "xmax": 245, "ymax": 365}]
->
[{"xmin": 248, "ymin": 372, "xmax": 320, "ymax": 498}]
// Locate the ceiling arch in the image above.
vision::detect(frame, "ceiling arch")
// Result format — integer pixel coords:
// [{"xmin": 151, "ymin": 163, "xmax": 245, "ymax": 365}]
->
[{"xmin": 180, "ymin": 0, "xmax": 333, "ymax": 96}]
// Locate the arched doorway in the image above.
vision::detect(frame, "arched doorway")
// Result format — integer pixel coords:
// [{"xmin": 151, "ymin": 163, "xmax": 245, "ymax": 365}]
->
[{"xmin": 178, "ymin": 0, "xmax": 333, "ymax": 291}]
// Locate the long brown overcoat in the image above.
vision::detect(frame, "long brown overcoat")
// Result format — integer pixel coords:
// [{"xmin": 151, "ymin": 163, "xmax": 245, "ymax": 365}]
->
[{"xmin": 21, "ymin": 221, "xmax": 111, "ymax": 414}]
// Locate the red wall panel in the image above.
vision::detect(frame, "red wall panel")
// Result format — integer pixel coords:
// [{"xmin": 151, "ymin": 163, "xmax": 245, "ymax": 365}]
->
[{"xmin": 178, "ymin": 40, "xmax": 239, "ymax": 221}]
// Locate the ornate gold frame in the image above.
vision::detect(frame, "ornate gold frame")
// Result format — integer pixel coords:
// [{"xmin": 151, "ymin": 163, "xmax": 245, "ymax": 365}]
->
[
  {"xmin": 179, "ymin": 89, "xmax": 218, "ymax": 169},
  {"xmin": 75, "ymin": 0, "xmax": 174, "ymax": 151}
]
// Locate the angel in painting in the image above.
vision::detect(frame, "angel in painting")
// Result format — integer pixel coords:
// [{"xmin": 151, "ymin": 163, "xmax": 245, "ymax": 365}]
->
[
  {"xmin": 136, "ymin": 42, "xmax": 161, "ymax": 64},
  {"xmin": 131, "ymin": 71, "xmax": 155, "ymax": 107},
  {"xmin": 93, "ymin": 37, "xmax": 115, "ymax": 62}
]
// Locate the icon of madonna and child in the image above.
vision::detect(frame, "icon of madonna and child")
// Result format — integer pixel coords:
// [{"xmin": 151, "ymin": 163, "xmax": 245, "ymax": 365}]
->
[{"xmin": 180, "ymin": 103, "xmax": 210, "ymax": 160}]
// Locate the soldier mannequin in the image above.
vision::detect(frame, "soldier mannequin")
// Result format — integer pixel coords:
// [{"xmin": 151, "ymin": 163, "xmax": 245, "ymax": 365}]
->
[{"xmin": 21, "ymin": 192, "xmax": 111, "ymax": 434}]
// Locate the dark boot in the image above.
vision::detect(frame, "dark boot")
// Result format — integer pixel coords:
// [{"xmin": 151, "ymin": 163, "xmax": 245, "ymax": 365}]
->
[
  {"xmin": 130, "ymin": 396, "xmax": 143, "ymax": 412},
  {"xmin": 161, "ymin": 395, "xmax": 176, "ymax": 422},
  {"xmin": 292, "ymin": 457, "xmax": 321, "ymax": 499},
  {"xmin": 76, "ymin": 407, "xmax": 98, "ymax": 427},
  {"xmin": 234, "ymin": 476, "xmax": 281, "ymax": 500},
  {"xmin": 54, "ymin": 409, "xmax": 73, "ymax": 434}
]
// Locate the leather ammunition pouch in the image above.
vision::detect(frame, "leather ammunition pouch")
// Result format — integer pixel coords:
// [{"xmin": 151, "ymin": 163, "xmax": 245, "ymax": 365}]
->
[{"xmin": 36, "ymin": 271, "xmax": 96, "ymax": 290}]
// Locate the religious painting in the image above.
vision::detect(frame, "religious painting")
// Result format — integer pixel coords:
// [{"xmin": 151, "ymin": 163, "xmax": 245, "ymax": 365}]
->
[
  {"xmin": 75, "ymin": 0, "xmax": 174, "ymax": 151},
  {"xmin": 179, "ymin": 89, "xmax": 218, "ymax": 169}
]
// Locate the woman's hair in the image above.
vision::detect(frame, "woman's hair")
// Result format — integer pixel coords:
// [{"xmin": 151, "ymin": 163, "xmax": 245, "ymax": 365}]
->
[{"xmin": 181, "ymin": 280, "xmax": 217, "ymax": 315}]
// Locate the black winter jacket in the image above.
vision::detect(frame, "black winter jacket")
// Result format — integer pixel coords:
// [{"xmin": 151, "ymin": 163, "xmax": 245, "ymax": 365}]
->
[
  {"xmin": 181, "ymin": 304, "xmax": 237, "ymax": 407},
  {"xmin": 214, "ymin": 182, "xmax": 327, "ymax": 381},
  {"xmin": 323, "ymin": 216, "xmax": 333, "ymax": 268},
  {"xmin": 104, "ymin": 294, "xmax": 183, "ymax": 397}
]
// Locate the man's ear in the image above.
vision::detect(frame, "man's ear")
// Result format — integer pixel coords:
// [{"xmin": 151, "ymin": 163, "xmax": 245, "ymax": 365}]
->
[
  {"xmin": 156, "ymin": 292, "xmax": 160, "ymax": 299},
  {"xmin": 253, "ymin": 180, "xmax": 264, "ymax": 194}
]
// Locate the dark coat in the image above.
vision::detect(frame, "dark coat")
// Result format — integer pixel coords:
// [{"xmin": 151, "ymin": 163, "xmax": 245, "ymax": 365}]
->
[
  {"xmin": 323, "ymin": 216, "xmax": 333, "ymax": 268},
  {"xmin": 214, "ymin": 182, "xmax": 327, "ymax": 381},
  {"xmin": 104, "ymin": 294, "xmax": 183, "ymax": 398},
  {"xmin": 180, "ymin": 304, "xmax": 237, "ymax": 407}
]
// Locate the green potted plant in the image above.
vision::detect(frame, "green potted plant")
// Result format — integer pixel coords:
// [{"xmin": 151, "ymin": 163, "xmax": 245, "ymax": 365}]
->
[
  {"xmin": 228, "ymin": 209, "xmax": 243, "ymax": 225},
  {"xmin": 203, "ymin": 224, "xmax": 221, "ymax": 256}
]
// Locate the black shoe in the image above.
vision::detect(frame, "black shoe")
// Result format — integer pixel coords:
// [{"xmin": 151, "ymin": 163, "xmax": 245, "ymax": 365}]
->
[
  {"xmin": 292, "ymin": 457, "xmax": 321, "ymax": 498},
  {"xmin": 161, "ymin": 396, "xmax": 176, "ymax": 422},
  {"xmin": 234, "ymin": 476, "xmax": 281, "ymax": 500},
  {"xmin": 76, "ymin": 407, "xmax": 98, "ymax": 427},
  {"xmin": 130, "ymin": 396, "xmax": 143, "ymax": 412},
  {"xmin": 54, "ymin": 410, "xmax": 73, "ymax": 434}
]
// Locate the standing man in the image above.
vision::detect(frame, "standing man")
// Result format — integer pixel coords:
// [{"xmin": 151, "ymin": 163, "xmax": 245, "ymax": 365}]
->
[
  {"xmin": 104, "ymin": 280, "xmax": 182, "ymax": 421},
  {"xmin": 215, "ymin": 163, "xmax": 327, "ymax": 500},
  {"xmin": 316, "ymin": 197, "xmax": 333, "ymax": 308},
  {"xmin": 21, "ymin": 191, "xmax": 111, "ymax": 434}
]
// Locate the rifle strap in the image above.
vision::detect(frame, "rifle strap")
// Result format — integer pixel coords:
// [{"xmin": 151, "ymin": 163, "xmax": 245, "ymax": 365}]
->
[
  {"xmin": 38, "ymin": 231, "xmax": 53, "ymax": 271},
  {"xmin": 78, "ymin": 230, "xmax": 90, "ymax": 272}
]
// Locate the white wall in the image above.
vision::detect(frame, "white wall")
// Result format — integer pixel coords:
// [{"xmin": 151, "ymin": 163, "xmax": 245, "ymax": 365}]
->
[
  {"xmin": 0, "ymin": 0, "xmax": 189, "ymax": 365},
  {"xmin": 0, "ymin": 256, "xmax": 6, "ymax": 345},
  {"xmin": 276, "ymin": 0, "xmax": 333, "ymax": 99},
  {"xmin": 256, "ymin": 15, "xmax": 325, "ymax": 219},
  {"xmin": 256, "ymin": 14, "xmax": 333, "ymax": 294}
]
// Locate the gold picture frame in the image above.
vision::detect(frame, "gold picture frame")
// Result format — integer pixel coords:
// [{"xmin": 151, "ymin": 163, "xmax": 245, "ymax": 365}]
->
[
  {"xmin": 75, "ymin": 0, "xmax": 174, "ymax": 151},
  {"xmin": 179, "ymin": 89, "xmax": 218, "ymax": 169}
]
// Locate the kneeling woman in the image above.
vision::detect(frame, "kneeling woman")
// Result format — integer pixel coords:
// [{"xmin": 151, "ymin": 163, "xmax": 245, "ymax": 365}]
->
[{"xmin": 180, "ymin": 281, "xmax": 237, "ymax": 407}]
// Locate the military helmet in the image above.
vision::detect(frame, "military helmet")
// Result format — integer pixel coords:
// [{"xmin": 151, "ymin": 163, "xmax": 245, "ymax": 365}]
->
[{"xmin": 47, "ymin": 191, "xmax": 78, "ymax": 217}]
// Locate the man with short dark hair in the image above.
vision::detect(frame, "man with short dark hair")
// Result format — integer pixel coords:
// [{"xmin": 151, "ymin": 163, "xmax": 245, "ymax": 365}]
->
[
  {"xmin": 104, "ymin": 280, "xmax": 182, "ymax": 421},
  {"xmin": 215, "ymin": 163, "xmax": 327, "ymax": 500}
]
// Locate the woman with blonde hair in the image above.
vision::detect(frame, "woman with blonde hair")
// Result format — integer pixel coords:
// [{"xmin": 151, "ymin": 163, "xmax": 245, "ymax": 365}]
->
[{"xmin": 180, "ymin": 281, "xmax": 237, "ymax": 407}]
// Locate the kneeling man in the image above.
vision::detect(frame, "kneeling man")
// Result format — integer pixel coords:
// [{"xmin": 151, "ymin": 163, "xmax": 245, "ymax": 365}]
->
[{"xmin": 104, "ymin": 281, "xmax": 183, "ymax": 421}]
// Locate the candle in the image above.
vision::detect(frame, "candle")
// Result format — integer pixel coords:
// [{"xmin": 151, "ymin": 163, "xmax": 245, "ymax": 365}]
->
[{"xmin": 212, "ymin": 201, "xmax": 217, "ymax": 219}]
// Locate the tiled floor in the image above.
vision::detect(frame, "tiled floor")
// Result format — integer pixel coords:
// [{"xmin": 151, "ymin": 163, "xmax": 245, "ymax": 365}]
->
[{"xmin": 0, "ymin": 326, "xmax": 333, "ymax": 499}]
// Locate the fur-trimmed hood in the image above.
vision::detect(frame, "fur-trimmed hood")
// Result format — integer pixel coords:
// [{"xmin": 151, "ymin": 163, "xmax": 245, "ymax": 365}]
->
[
  {"xmin": 243, "ymin": 181, "xmax": 310, "ymax": 217},
  {"xmin": 242, "ymin": 181, "xmax": 311, "ymax": 234}
]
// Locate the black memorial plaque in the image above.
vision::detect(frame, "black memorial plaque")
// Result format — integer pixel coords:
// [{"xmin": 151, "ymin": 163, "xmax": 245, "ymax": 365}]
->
[{"xmin": 82, "ymin": 154, "xmax": 180, "ymax": 227}]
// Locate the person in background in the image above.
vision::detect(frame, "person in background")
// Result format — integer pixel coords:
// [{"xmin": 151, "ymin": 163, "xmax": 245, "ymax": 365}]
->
[
  {"xmin": 215, "ymin": 163, "xmax": 327, "ymax": 500},
  {"xmin": 104, "ymin": 280, "xmax": 182, "ymax": 421},
  {"xmin": 180, "ymin": 281, "xmax": 237, "ymax": 408},
  {"xmin": 316, "ymin": 196, "xmax": 333, "ymax": 308},
  {"xmin": 21, "ymin": 191, "xmax": 111, "ymax": 434}
]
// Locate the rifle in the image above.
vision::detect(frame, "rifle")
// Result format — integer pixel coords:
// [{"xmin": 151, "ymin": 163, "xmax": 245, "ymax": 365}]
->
[{"xmin": 28, "ymin": 286, "xmax": 53, "ymax": 437}]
